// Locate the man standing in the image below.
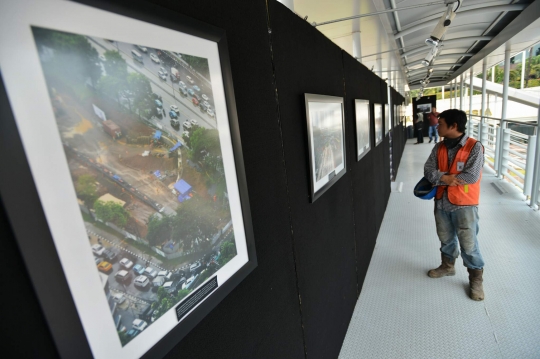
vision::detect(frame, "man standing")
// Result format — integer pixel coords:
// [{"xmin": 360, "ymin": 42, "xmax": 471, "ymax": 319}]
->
[
  {"xmin": 424, "ymin": 109, "xmax": 485, "ymax": 301},
  {"xmin": 427, "ymin": 106, "xmax": 440, "ymax": 143},
  {"xmin": 414, "ymin": 112, "xmax": 424, "ymax": 144}
]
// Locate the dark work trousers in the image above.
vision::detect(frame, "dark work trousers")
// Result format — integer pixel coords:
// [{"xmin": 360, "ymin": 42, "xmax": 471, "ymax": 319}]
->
[{"xmin": 416, "ymin": 126, "xmax": 424, "ymax": 143}]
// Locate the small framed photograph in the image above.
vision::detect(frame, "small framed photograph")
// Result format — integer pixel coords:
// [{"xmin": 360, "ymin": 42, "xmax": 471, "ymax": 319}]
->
[
  {"xmin": 0, "ymin": 0, "xmax": 256, "ymax": 358},
  {"xmin": 354, "ymin": 99, "xmax": 371, "ymax": 161},
  {"xmin": 304, "ymin": 94, "xmax": 346, "ymax": 202},
  {"xmin": 417, "ymin": 103, "xmax": 432, "ymax": 113},
  {"xmin": 384, "ymin": 103, "xmax": 390, "ymax": 134},
  {"xmin": 374, "ymin": 103, "xmax": 383, "ymax": 145}
]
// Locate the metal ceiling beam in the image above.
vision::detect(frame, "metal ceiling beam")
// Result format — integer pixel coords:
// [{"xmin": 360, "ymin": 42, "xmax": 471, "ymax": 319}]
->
[
  {"xmin": 393, "ymin": 4, "xmax": 526, "ymax": 40},
  {"xmin": 448, "ymin": 0, "xmax": 540, "ymax": 82},
  {"xmin": 311, "ymin": 1, "xmax": 445, "ymax": 27},
  {"xmin": 400, "ymin": 36, "xmax": 493, "ymax": 58},
  {"xmin": 405, "ymin": 53, "xmax": 473, "ymax": 67}
]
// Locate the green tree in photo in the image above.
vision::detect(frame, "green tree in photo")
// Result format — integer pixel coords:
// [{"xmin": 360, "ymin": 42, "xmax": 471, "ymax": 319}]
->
[
  {"xmin": 181, "ymin": 55, "xmax": 210, "ymax": 80},
  {"xmin": 103, "ymin": 50, "xmax": 128, "ymax": 81},
  {"xmin": 93, "ymin": 200, "xmax": 129, "ymax": 227},
  {"xmin": 218, "ymin": 238, "xmax": 237, "ymax": 266},
  {"xmin": 32, "ymin": 28, "xmax": 101, "ymax": 87},
  {"xmin": 75, "ymin": 174, "xmax": 98, "ymax": 204},
  {"xmin": 146, "ymin": 214, "xmax": 173, "ymax": 247},
  {"xmin": 127, "ymin": 73, "xmax": 153, "ymax": 114}
]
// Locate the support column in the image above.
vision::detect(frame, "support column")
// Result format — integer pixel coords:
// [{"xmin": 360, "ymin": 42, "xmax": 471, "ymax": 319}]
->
[
  {"xmin": 496, "ymin": 43, "xmax": 511, "ymax": 178},
  {"xmin": 277, "ymin": 0, "xmax": 294, "ymax": 11},
  {"xmin": 521, "ymin": 50, "xmax": 526, "ymax": 89},
  {"xmin": 454, "ymin": 78, "xmax": 458, "ymax": 108},
  {"xmin": 352, "ymin": 31, "xmax": 362, "ymax": 62},
  {"xmin": 377, "ymin": 57, "xmax": 382, "ymax": 78},
  {"xmin": 459, "ymin": 75, "xmax": 464, "ymax": 111},
  {"xmin": 480, "ymin": 58, "xmax": 487, "ymax": 143},
  {"xmin": 469, "ymin": 68, "xmax": 474, "ymax": 137}
]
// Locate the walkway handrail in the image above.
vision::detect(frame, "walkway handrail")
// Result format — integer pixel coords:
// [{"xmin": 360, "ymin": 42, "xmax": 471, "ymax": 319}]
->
[{"xmin": 468, "ymin": 115, "xmax": 539, "ymax": 209}]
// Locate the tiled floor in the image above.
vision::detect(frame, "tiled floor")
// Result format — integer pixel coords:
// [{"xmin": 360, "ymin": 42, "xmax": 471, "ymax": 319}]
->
[{"xmin": 340, "ymin": 138, "xmax": 540, "ymax": 359}]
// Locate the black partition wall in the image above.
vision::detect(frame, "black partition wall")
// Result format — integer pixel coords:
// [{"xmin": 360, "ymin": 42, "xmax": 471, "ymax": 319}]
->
[{"xmin": 1, "ymin": 0, "xmax": 406, "ymax": 358}]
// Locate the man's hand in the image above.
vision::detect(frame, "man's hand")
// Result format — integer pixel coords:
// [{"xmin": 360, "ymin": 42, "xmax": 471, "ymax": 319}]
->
[{"xmin": 440, "ymin": 174, "xmax": 466, "ymax": 186}]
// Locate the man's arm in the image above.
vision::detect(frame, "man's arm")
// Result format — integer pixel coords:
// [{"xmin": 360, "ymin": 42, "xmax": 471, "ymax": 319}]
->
[
  {"xmin": 456, "ymin": 142, "xmax": 484, "ymax": 184},
  {"xmin": 424, "ymin": 146, "xmax": 445, "ymax": 185}
]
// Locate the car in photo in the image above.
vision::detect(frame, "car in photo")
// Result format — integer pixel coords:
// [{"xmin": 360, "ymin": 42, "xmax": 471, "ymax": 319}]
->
[
  {"xmin": 151, "ymin": 92, "xmax": 163, "ymax": 102},
  {"xmin": 190, "ymin": 261, "xmax": 202, "ymax": 273},
  {"xmin": 192, "ymin": 93, "xmax": 201, "ymax": 102},
  {"xmin": 154, "ymin": 107, "xmax": 163, "ymax": 119},
  {"xmin": 149, "ymin": 53, "xmax": 160, "ymax": 63},
  {"xmin": 186, "ymin": 75, "xmax": 194, "ymax": 84},
  {"xmin": 126, "ymin": 328, "xmax": 141, "ymax": 338},
  {"xmin": 201, "ymin": 94, "xmax": 209, "ymax": 101},
  {"xmin": 158, "ymin": 270, "xmax": 173, "ymax": 281},
  {"xmin": 169, "ymin": 110, "xmax": 178, "ymax": 119},
  {"xmin": 103, "ymin": 249, "xmax": 117, "ymax": 262},
  {"xmin": 202, "ymin": 101, "xmax": 210, "ymax": 108},
  {"xmin": 181, "ymin": 275, "xmax": 198, "ymax": 290},
  {"xmin": 151, "ymin": 276, "xmax": 166, "ymax": 292},
  {"xmin": 155, "ymin": 99, "xmax": 163, "ymax": 108},
  {"xmin": 178, "ymin": 81, "xmax": 186, "ymax": 89},
  {"xmin": 162, "ymin": 281, "xmax": 179, "ymax": 294},
  {"xmin": 192, "ymin": 85, "xmax": 201, "ymax": 92},
  {"xmin": 94, "ymin": 256, "xmax": 104, "ymax": 265},
  {"xmin": 136, "ymin": 45, "xmax": 148, "ymax": 53},
  {"xmin": 183, "ymin": 121, "xmax": 192, "ymax": 129},
  {"xmin": 112, "ymin": 293, "xmax": 126, "ymax": 304},
  {"xmin": 207, "ymin": 108, "xmax": 215, "ymax": 118},
  {"xmin": 171, "ymin": 118, "xmax": 180, "ymax": 127},
  {"xmin": 134, "ymin": 275, "xmax": 150, "ymax": 289},
  {"xmin": 115, "ymin": 270, "xmax": 132, "ymax": 284},
  {"xmin": 97, "ymin": 261, "xmax": 113, "ymax": 274},
  {"xmin": 191, "ymin": 97, "xmax": 199, "ymax": 106},
  {"xmin": 190, "ymin": 119, "xmax": 198, "ymax": 125},
  {"xmin": 199, "ymin": 103, "xmax": 209, "ymax": 113},
  {"xmin": 170, "ymin": 105, "xmax": 179, "ymax": 113},
  {"xmin": 158, "ymin": 72, "xmax": 167, "ymax": 81},
  {"xmin": 144, "ymin": 267, "xmax": 159, "ymax": 279},
  {"xmin": 119, "ymin": 258, "xmax": 134, "ymax": 270},
  {"xmin": 91, "ymin": 244, "xmax": 105, "ymax": 256},
  {"xmin": 187, "ymin": 88, "xmax": 195, "ymax": 97},
  {"xmin": 178, "ymin": 87, "xmax": 188, "ymax": 97},
  {"xmin": 132, "ymin": 319, "xmax": 148, "ymax": 331},
  {"xmin": 133, "ymin": 264, "xmax": 145, "ymax": 275}
]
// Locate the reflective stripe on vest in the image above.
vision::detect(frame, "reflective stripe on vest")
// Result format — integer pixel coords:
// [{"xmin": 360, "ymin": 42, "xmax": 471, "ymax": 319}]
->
[{"xmin": 435, "ymin": 138, "xmax": 482, "ymax": 206}]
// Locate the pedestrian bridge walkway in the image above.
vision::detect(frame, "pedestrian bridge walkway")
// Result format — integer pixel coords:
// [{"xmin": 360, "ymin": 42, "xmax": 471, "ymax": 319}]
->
[{"xmin": 340, "ymin": 138, "xmax": 540, "ymax": 359}]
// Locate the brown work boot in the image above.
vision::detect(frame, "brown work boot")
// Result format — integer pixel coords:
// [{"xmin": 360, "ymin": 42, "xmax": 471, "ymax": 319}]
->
[
  {"xmin": 428, "ymin": 254, "xmax": 456, "ymax": 278},
  {"xmin": 467, "ymin": 268, "xmax": 484, "ymax": 301}
]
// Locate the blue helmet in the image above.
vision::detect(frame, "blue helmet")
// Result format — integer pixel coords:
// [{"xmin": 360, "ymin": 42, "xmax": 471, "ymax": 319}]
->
[{"xmin": 414, "ymin": 177, "xmax": 437, "ymax": 200}]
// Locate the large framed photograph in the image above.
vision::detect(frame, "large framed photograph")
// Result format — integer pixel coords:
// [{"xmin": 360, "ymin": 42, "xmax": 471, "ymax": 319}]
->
[
  {"xmin": 354, "ymin": 99, "xmax": 371, "ymax": 161},
  {"xmin": 374, "ymin": 103, "xmax": 383, "ymax": 146},
  {"xmin": 304, "ymin": 94, "xmax": 346, "ymax": 202},
  {"xmin": 0, "ymin": 0, "xmax": 256, "ymax": 358}
]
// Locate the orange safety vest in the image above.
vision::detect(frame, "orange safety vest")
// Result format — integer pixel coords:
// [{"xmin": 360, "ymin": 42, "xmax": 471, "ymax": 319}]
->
[{"xmin": 436, "ymin": 137, "xmax": 482, "ymax": 206}]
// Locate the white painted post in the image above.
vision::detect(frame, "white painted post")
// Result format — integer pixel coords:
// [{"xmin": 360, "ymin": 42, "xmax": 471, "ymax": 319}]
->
[
  {"xmin": 497, "ymin": 43, "xmax": 511, "ymax": 178},
  {"xmin": 524, "ymin": 135, "xmax": 537, "ymax": 197},
  {"xmin": 521, "ymin": 50, "xmax": 526, "ymax": 90},
  {"xmin": 468, "ymin": 68, "xmax": 474, "ymax": 137},
  {"xmin": 480, "ymin": 58, "xmax": 487, "ymax": 143}
]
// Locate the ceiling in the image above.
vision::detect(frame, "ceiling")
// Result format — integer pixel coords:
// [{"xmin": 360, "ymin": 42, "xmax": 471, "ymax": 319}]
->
[{"xmin": 288, "ymin": 0, "xmax": 540, "ymax": 94}]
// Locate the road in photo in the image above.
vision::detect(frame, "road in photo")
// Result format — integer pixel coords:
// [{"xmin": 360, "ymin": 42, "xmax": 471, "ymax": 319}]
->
[
  {"xmin": 31, "ymin": 26, "xmax": 238, "ymax": 347},
  {"xmin": 309, "ymin": 102, "xmax": 344, "ymax": 182}
]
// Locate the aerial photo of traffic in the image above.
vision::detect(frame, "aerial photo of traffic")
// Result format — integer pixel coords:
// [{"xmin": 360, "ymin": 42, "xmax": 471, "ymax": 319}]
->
[{"xmin": 31, "ymin": 26, "xmax": 238, "ymax": 346}]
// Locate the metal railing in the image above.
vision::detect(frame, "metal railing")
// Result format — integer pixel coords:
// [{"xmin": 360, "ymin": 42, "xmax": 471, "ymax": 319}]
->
[{"xmin": 468, "ymin": 114, "xmax": 539, "ymax": 209}]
